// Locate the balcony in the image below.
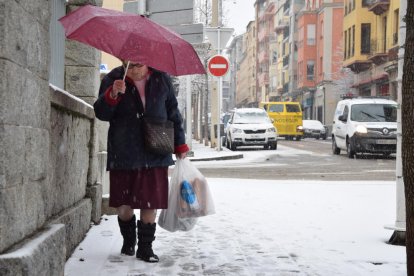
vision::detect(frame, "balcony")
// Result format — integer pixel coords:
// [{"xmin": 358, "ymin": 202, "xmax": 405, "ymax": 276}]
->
[
  {"xmin": 368, "ymin": 0, "xmax": 390, "ymax": 15},
  {"xmin": 258, "ymin": 51, "xmax": 269, "ymax": 64},
  {"xmin": 258, "ymin": 29, "xmax": 270, "ymax": 42},
  {"xmin": 368, "ymin": 38, "xmax": 388, "ymax": 65},
  {"xmin": 345, "ymin": 60, "xmax": 372, "ymax": 73},
  {"xmin": 258, "ymin": 72, "xmax": 269, "ymax": 86},
  {"xmin": 275, "ymin": 17, "xmax": 289, "ymax": 34}
]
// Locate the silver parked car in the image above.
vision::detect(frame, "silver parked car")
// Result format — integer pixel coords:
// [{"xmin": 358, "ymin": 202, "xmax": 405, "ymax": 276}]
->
[
  {"xmin": 302, "ymin": 120, "xmax": 327, "ymax": 140},
  {"xmin": 225, "ymin": 108, "xmax": 278, "ymax": 151}
]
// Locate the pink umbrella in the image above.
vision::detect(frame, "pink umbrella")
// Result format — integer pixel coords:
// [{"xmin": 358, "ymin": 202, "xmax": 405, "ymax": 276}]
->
[{"xmin": 59, "ymin": 5, "xmax": 206, "ymax": 76}]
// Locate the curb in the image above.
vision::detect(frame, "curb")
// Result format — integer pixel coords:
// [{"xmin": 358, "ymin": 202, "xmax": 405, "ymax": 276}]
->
[{"xmin": 189, "ymin": 153, "xmax": 244, "ymax": 162}]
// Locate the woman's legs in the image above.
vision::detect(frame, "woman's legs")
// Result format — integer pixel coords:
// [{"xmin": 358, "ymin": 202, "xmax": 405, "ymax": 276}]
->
[
  {"xmin": 117, "ymin": 205, "xmax": 136, "ymax": 256},
  {"xmin": 117, "ymin": 205, "xmax": 134, "ymax": 221},
  {"xmin": 137, "ymin": 209, "xmax": 159, "ymax": 262},
  {"xmin": 140, "ymin": 209, "xmax": 157, "ymax": 223}
]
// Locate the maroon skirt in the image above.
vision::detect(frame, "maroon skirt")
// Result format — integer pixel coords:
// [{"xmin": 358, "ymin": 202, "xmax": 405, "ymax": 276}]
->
[{"xmin": 109, "ymin": 167, "xmax": 169, "ymax": 209}]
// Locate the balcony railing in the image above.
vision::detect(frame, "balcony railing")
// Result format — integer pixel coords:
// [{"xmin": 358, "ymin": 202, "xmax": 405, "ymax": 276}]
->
[
  {"xmin": 258, "ymin": 73, "xmax": 269, "ymax": 86},
  {"xmin": 370, "ymin": 38, "xmax": 386, "ymax": 54},
  {"xmin": 258, "ymin": 51, "xmax": 269, "ymax": 64},
  {"xmin": 367, "ymin": 0, "xmax": 390, "ymax": 15}
]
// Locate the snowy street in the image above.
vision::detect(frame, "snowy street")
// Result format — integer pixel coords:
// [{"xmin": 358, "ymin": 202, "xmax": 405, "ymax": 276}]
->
[{"xmin": 65, "ymin": 141, "xmax": 406, "ymax": 275}]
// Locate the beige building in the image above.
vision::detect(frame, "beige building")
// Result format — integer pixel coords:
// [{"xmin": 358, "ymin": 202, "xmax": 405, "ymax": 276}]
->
[
  {"xmin": 236, "ymin": 21, "xmax": 257, "ymax": 107},
  {"xmin": 100, "ymin": 0, "xmax": 124, "ymax": 73}
]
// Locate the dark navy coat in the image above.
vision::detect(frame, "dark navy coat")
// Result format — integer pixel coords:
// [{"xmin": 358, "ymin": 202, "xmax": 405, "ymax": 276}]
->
[{"xmin": 94, "ymin": 66, "xmax": 187, "ymax": 170}]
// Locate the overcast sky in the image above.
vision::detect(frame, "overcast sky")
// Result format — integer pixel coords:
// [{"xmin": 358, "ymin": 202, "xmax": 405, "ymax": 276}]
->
[{"xmin": 223, "ymin": 0, "xmax": 255, "ymax": 35}]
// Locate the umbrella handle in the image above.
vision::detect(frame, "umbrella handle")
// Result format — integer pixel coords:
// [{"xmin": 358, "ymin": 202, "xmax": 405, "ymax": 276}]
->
[{"xmin": 118, "ymin": 61, "xmax": 130, "ymax": 97}]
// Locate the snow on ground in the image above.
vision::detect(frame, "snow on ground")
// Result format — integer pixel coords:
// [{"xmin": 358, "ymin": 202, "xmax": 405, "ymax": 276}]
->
[
  {"xmin": 65, "ymin": 142, "xmax": 406, "ymax": 275},
  {"xmin": 65, "ymin": 179, "xmax": 405, "ymax": 275}
]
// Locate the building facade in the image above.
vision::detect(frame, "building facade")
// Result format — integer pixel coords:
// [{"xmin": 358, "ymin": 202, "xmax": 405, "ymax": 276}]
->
[
  {"xmin": 343, "ymin": 0, "xmax": 400, "ymax": 101},
  {"xmin": 235, "ymin": 21, "xmax": 257, "ymax": 107}
]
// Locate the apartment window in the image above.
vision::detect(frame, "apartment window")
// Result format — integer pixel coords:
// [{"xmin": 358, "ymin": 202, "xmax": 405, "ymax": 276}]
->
[
  {"xmin": 272, "ymin": 50, "xmax": 277, "ymax": 64},
  {"xmin": 361, "ymin": 23, "xmax": 371, "ymax": 54},
  {"xmin": 320, "ymin": 20, "xmax": 324, "ymax": 38},
  {"xmin": 348, "ymin": 27, "xmax": 351, "ymax": 58},
  {"xmin": 307, "ymin": 60, "xmax": 315, "ymax": 81},
  {"xmin": 307, "ymin": 24, "xmax": 316, "ymax": 45},
  {"xmin": 298, "ymin": 26, "xmax": 304, "ymax": 48},
  {"xmin": 344, "ymin": 30, "xmax": 348, "ymax": 59},
  {"xmin": 352, "ymin": 25, "xmax": 355, "ymax": 56},
  {"xmin": 353, "ymin": 0, "xmax": 356, "ymax": 11},
  {"xmin": 394, "ymin": 9, "xmax": 399, "ymax": 45},
  {"xmin": 319, "ymin": 57, "xmax": 323, "ymax": 77}
]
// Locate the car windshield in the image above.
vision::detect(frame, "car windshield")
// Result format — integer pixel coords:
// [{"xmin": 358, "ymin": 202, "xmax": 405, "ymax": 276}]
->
[
  {"xmin": 268, "ymin": 104, "xmax": 284, "ymax": 112},
  {"xmin": 350, "ymin": 104, "xmax": 397, "ymax": 122},
  {"xmin": 286, "ymin": 104, "xmax": 301, "ymax": 113},
  {"xmin": 233, "ymin": 111, "xmax": 271, "ymax": 124}
]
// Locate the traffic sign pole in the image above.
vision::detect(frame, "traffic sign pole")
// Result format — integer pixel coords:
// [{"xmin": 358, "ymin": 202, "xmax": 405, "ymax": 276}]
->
[{"xmin": 207, "ymin": 54, "xmax": 229, "ymax": 151}]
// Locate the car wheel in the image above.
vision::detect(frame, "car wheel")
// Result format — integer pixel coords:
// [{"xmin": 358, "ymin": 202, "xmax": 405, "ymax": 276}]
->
[
  {"xmin": 316, "ymin": 136, "xmax": 320, "ymax": 140},
  {"xmin": 230, "ymin": 140, "xmax": 237, "ymax": 151},
  {"xmin": 346, "ymin": 139, "xmax": 355, "ymax": 159},
  {"xmin": 296, "ymin": 136, "xmax": 302, "ymax": 141},
  {"xmin": 322, "ymin": 135, "xmax": 327, "ymax": 140},
  {"xmin": 332, "ymin": 137, "xmax": 340, "ymax": 155},
  {"xmin": 272, "ymin": 142, "xmax": 277, "ymax": 150}
]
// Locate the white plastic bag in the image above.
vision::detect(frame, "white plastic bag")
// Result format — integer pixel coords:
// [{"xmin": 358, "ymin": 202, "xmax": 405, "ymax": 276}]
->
[{"xmin": 158, "ymin": 158, "xmax": 215, "ymax": 232}]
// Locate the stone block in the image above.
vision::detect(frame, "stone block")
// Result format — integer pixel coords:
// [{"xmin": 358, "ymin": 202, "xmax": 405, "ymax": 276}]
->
[
  {"xmin": 0, "ymin": 60, "xmax": 50, "ymax": 129},
  {"xmin": 0, "ymin": 224, "xmax": 66, "ymax": 276},
  {"xmin": 65, "ymin": 40, "xmax": 101, "ymax": 67},
  {"xmin": 0, "ymin": 125, "xmax": 49, "ymax": 190},
  {"xmin": 78, "ymin": 96, "xmax": 98, "ymax": 106},
  {"xmin": 49, "ymin": 86, "xmax": 95, "ymax": 120},
  {"xmin": 0, "ymin": 182, "xmax": 48, "ymax": 253},
  {"xmin": 65, "ymin": 66, "xmax": 100, "ymax": 98},
  {"xmin": 49, "ymin": 108, "xmax": 91, "ymax": 212},
  {"xmin": 0, "ymin": 2, "xmax": 50, "ymax": 80},
  {"xmin": 96, "ymin": 119, "xmax": 109, "ymax": 152},
  {"xmin": 86, "ymin": 184, "xmax": 103, "ymax": 224},
  {"xmin": 50, "ymin": 199, "xmax": 92, "ymax": 258}
]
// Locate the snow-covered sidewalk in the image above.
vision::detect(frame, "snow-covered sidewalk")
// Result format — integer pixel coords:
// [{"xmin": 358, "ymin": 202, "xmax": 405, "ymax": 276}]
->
[{"xmin": 65, "ymin": 178, "xmax": 405, "ymax": 276}]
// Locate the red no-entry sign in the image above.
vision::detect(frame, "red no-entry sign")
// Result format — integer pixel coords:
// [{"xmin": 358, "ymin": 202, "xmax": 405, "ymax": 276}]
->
[{"xmin": 208, "ymin": 55, "xmax": 229, "ymax": 77}]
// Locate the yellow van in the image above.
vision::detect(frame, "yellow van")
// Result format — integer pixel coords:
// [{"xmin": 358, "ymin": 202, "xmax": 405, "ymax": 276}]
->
[{"xmin": 260, "ymin": 102, "xmax": 303, "ymax": 140}]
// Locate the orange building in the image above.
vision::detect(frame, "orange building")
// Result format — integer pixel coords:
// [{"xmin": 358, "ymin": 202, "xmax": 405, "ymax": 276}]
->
[{"xmin": 296, "ymin": 0, "xmax": 344, "ymax": 126}]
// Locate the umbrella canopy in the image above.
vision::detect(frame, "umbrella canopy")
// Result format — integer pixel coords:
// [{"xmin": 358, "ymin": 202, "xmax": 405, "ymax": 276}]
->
[{"xmin": 59, "ymin": 5, "xmax": 206, "ymax": 76}]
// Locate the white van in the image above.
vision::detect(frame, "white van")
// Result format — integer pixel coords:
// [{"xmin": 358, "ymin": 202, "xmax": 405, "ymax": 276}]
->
[{"xmin": 331, "ymin": 97, "xmax": 398, "ymax": 158}]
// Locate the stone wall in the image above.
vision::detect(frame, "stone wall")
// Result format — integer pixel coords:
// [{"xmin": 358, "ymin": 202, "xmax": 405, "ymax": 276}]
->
[{"xmin": 0, "ymin": 1, "xmax": 102, "ymax": 275}]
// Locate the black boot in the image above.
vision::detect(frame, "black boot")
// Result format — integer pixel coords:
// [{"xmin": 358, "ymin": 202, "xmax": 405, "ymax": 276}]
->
[
  {"xmin": 136, "ymin": 220, "xmax": 159, "ymax": 263},
  {"xmin": 118, "ymin": 215, "xmax": 137, "ymax": 256}
]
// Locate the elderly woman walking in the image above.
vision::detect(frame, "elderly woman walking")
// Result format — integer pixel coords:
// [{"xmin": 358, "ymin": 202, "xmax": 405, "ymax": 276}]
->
[{"xmin": 94, "ymin": 61, "xmax": 188, "ymax": 263}]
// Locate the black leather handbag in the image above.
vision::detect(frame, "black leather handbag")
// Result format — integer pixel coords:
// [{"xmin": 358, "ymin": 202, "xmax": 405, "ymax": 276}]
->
[
  {"xmin": 132, "ymin": 87, "xmax": 174, "ymax": 155},
  {"xmin": 142, "ymin": 117, "xmax": 174, "ymax": 155}
]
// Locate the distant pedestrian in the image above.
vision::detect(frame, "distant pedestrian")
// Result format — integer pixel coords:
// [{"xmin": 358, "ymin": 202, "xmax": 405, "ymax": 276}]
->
[{"xmin": 94, "ymin": 61, "xmax": 188, "ymax": 262}]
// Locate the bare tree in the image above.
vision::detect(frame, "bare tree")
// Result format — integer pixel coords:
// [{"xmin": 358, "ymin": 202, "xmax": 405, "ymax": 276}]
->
[
  {"xmin": 402, "ymin": 1, "xmax": 414, "ymax": 274},
  {"xmin": 331, "ymin": 40, "xmax": 355, "ymax": 96}
]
